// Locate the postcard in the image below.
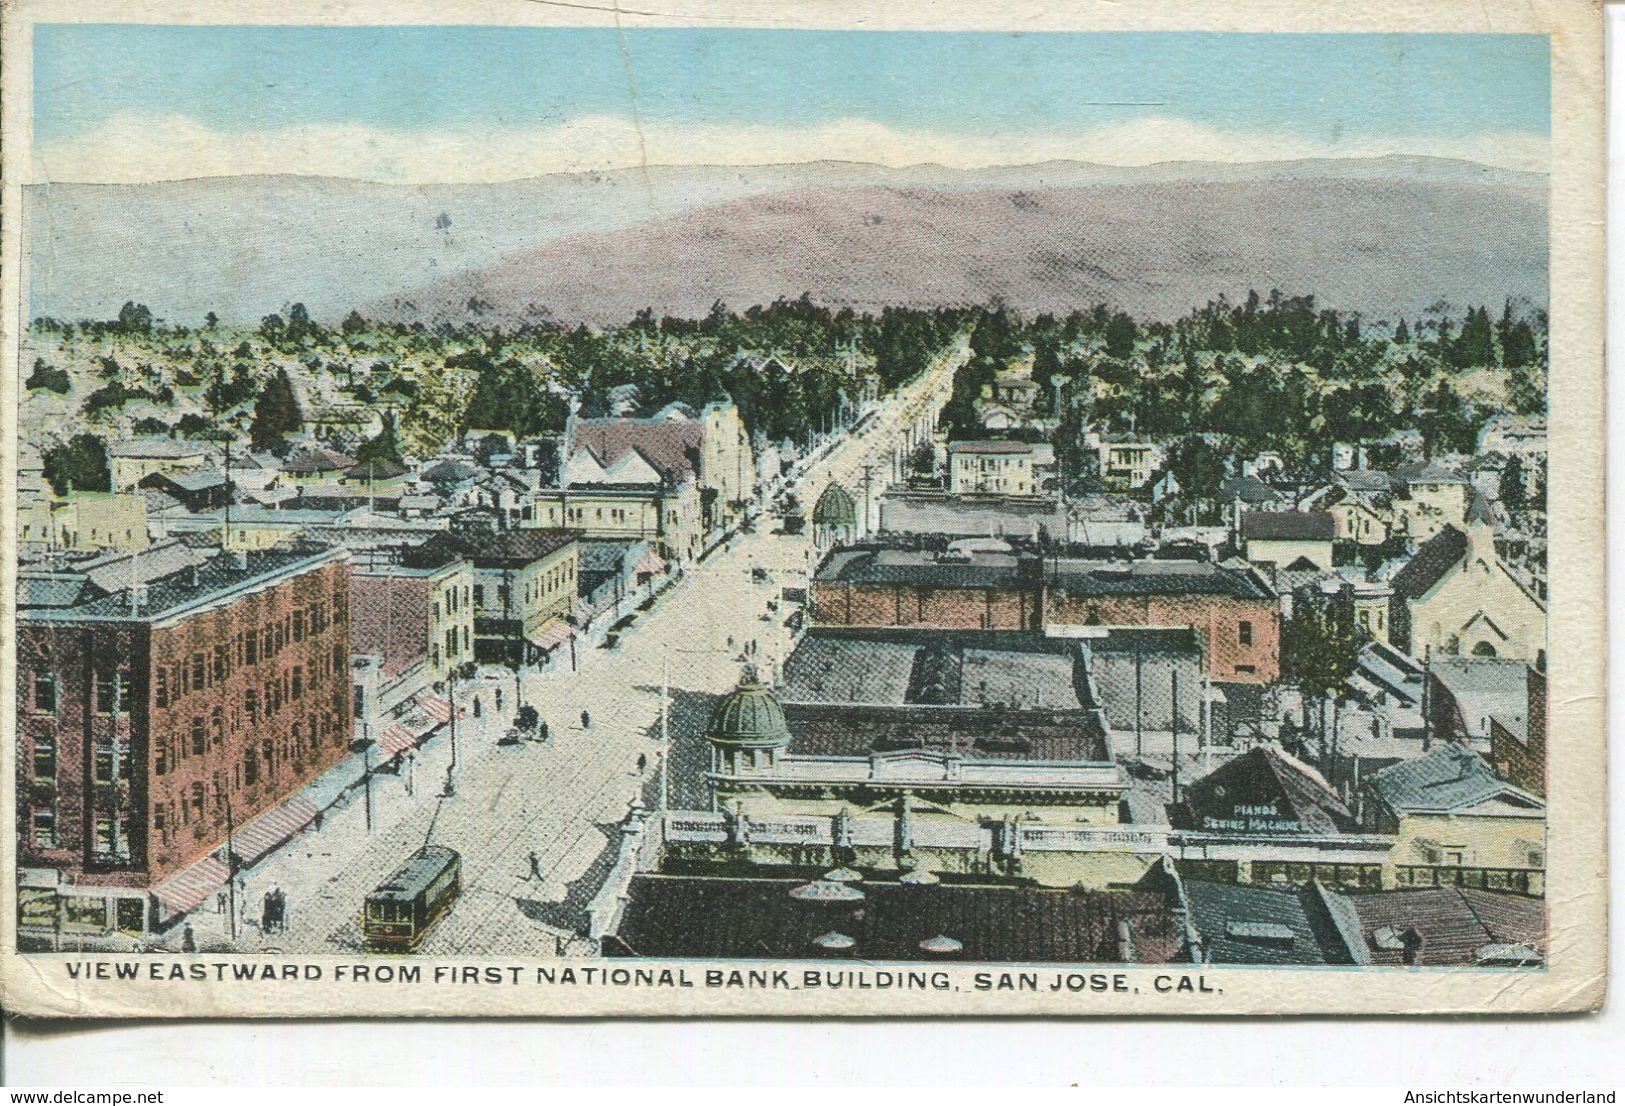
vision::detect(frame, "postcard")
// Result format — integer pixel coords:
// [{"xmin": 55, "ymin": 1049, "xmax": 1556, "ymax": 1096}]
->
[{"xmin": 0, "ymin": 0, "xmax": 1605, "ymax": 1017}]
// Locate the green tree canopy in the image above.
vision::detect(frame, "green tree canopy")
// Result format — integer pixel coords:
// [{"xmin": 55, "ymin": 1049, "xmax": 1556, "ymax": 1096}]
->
[
  {"xmin": 250, "ymin": 367, "xmax": 303, "ymax": 452},
  {"xmin": 44, "ymin": 434, "xmax": 111, "ymax": 496}
]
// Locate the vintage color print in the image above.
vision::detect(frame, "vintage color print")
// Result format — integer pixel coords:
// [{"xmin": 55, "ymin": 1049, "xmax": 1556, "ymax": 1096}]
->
[{"xmin": 0, "ymin": 0, "xmax": 1605, "ymax": 1018}]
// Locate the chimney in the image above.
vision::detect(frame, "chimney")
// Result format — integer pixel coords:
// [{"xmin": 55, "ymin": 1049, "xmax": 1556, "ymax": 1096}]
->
[
  {"xmin": 189, "ymin": 564, "xmax": 200, "ymax": 588},
  {"xmin": 233, "ymin": 549, "xmax": 248, "ymax": 571}
]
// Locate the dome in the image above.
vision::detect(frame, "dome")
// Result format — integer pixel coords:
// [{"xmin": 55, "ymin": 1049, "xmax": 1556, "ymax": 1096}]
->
[
  {"xmin": 812, "ymin": 482, "xmax": 858, "ymax": 526},
  {"xmin": 708, "ymin": 668, "xmax": 791, "ymax": 749}
]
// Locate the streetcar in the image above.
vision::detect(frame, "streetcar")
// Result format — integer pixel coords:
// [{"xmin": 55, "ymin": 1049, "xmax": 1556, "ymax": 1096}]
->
[{"xmin": 362, "ymin": 845, "xmax": 462, "ymax": 953}]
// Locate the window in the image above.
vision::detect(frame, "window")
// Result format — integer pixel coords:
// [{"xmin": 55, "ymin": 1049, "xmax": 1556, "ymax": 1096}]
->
[
  {"xmin": 246, "ymin": 634, "xmax": 258, "ymax": 665},
  {"xmin": 155, "ymin": 666, "xmax": 170, "ymax": 708},
  {"xmin": 153, "ymin": 804, "xmax": 168, "ymax": 842},
  {"xmin": 192, "ymin": 652, "xmax": 207, "ymax": 688},
  {"xmin": 93, "ymin": 817, "xmax": 115, "ymax": 856},
  {"xmin": 212, "ymin": 645, "xmax": 226, "ymax": 682},
  {"xmin": 244, "ymin": 689, "xmax": 259, "ymax": 723},
  {"xmin": 293, "ymin": 610, "xmax": 305, "ymax": 642},
  {"xmin": 155, "ymin": 738, "xmax": 168, "ymax": 777},
  {"xmin": 188, "ymin": 782, "xmax": 205, "ymax": 824},
  {"xmin": 32, "ymin": 672, "xmax": 57, "ymax": 715},
  {"xmin": 32, "ymin": 807, "xmax": 56, "ymax": 849},
  {"xmin": 94, "ymin": 744, "xmax": 115, "ymax": 784},
  {"xmin": 474, "ymin": 585, "xmax": 485, "ymax": 607},
  {"xmin": 243, "ymin": 748, "xmax": 259, "ymax": 787},
  {"xmin": 1238, "ymin": 620, "xmax": 1254, "ymax": 646},
  {"xmin": 353, "ymin": 685, "xmax": 365, "ymax": 720},
  {"xmin": 32, "ymin": 735, "xmax": 56, "ymax": 780},
  {"xmin": 95, "ymin": 671, "xmax": 115, "ymax": 715},
  {"xmin": 210, "ymin": 707, "xmax": 224, "ymax": 746},
  {"xmin": 190, "ymin": 717, "xmax": 206, "ymax": 757},
  {"xmin": 292, "ymin": 666, "xmax": 304, "ymax": 700}
]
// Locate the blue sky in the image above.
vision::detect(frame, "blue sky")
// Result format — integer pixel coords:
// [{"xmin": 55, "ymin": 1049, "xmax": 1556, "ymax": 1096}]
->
[
  {"xmin": 35, "ymin": 27, "xmax": 1548, "ymax": 140},
  {"xmin": 29, "ymin": 27, "xmax": 1550, "ymax": 182}
]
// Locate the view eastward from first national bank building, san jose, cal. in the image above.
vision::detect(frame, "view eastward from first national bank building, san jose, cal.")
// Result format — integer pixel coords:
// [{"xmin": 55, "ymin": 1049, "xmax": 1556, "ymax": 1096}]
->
[{"xmin": 0, "ymin": 4, "xmax": 1606, "ymax": 1018}]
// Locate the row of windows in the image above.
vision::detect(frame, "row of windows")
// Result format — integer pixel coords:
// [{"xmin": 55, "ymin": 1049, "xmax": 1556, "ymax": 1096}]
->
[
  {"xmin": 26, "ymin": 807, "xmax": 133, "ymax": 862},
  {"xmin": 154, "ymin": 654, "xmax": 341, "ymax": 777},
  {"xmin": 432, "ymin": 583, "xmax": 473, "ymax": 621},
  {"xmin": 153, "ymin": 596, "xmax": 343, "ymax": 708},
  {"xmin": 28, "ymin": 669, "xmax": 137, "ymax": 717},
  {"xmin": 152, "ymin": 715, "xmax": 341, "ymax": 846}
]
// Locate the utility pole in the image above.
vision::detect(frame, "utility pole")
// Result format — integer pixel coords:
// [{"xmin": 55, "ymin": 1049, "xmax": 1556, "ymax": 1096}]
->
[
  {"xmin": 860, "ymin": 464, "xmax": 875, "ymax": 537},
  {"xmin": 225, "ymin": 795, "xmax": 238, "ymax": 942},
  {"xmin": 660, "ymin": 646, "xmax": 671, "ymax": 817},
  {"xmin": 362, "ymin": 733, "xmax": 374, "ymax": 834},
  {"xmin": 1171, "ymin": 670, "xmax": 1181, "ymax": 806},
  {"xmin": 1134, "ymin": 638, "xmax": 1144, "ymax": 757}
]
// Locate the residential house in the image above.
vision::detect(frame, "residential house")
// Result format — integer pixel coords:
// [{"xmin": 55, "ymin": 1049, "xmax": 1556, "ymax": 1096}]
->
[
  {"xmin": 1391, "ymin": 460, "xmax": 1469, "ymax": 541},
  {"xmin": 1096, "ymin": 434, "xmax": 1163, "ymax": 493},
  {"xmin": 137, "ymin": 470, "xmax": 234, "ymax": 513},
  {"xmin": 1241, "ymin": 510, "xmax": 1337, "ymax": 570},
  {"xmin": 946, "ymin": 440, "xmax": 1045, "ymax": 496},
  {"xmin": 108, "ymin": 439, "xmax": 212, "ymax": 493}
]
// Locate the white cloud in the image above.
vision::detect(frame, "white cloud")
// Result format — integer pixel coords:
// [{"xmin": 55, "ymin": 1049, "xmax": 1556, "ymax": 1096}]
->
[{"xmin": 30, "ymin": 113, "xmax": 1550, "ymax": 184}]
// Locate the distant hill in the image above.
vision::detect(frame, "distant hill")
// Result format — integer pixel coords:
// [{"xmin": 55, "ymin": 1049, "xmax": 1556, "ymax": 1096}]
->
[{"xmin": 25, "ymin": 157, "xmax": 1545, "ymax": 327}]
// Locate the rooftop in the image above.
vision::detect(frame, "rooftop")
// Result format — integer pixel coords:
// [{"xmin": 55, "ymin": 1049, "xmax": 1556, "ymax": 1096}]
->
[
  {"xmin": 606, "ymin": 875, "xmax": 1183, "ymax": 964},
  {"xmin": 1184, "ymin": 880, "xmax": 1357, "ymax": 966},
  {"xmin": 947, "ymin": 440, "xmax": 1037, "ymax": 455},
  {"xmin": 402, "ymin": 529, "xmax": 577, "ymax": 570},
  {"xmin": 1242, "ymin": 510, "xmax": 1337, "ymax": 543},
  {"xmin": 1337, "ymin": 887, "xmax": 1544, "ymax": 967},
  {"xmin": 782, "ymin": 702, "xmax": 1110, "ymax": 764},
  {"xmin": 1366, "ymin": 743, "xmax": 1543, "ymax": 816}
]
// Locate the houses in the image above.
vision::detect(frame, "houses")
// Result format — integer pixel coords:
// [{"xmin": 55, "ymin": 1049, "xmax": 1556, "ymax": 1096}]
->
[
  {"xmin": 20, "ymin": 492, "xmax": 151, "ymax": 554},
  {"xmin": 1425, "ymin": 656, "xmax": 1530, "ymax": 747},
  {"xmin": 107, "ymin": 438, "xmax": 213, "ymax": 493},
  {"xmin": 1478, "ymin": 413, "xmax": 1547, "ymax": 462},
  {"xmin": 1241, "ymin": 510, "xmax": 1337, "ymax": 570},
  {"xmin": 1491, "ymin": 669, "xmax": 1546, "ymax": 799},
  {"xmin": 524, "ymin": 484, "xmax": 702, "ymax": 565},
  {"xmin": 1391, "ymin": 460, "xmax": 1469, "ymax": 540},
  {"xmin": 945, "ymin": 440, "xmax": 1051, "ymax": 496},
  {"xmin": 1387, "ymin": 519, "xmax": 1546, "ymax": 664},
  {"xmin": 1095, "ymin": 434, "xmax": 1163, "ymax": 492},
  {"xmin": 16, "ymin": 545, "xmax": 353, "ymax": 938},
  {"xmin": 137, "ymin": 469, "xmax": 234, "ymax": 513},
  {"xmin": 1363, "ymin": 743, "xmax": 1546, "ymax": 896}
]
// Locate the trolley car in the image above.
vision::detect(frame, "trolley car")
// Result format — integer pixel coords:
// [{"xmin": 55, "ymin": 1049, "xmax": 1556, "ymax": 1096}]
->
[{"xmin": 362, "ymin": 846, "xmax": 462, "ymax": 953}]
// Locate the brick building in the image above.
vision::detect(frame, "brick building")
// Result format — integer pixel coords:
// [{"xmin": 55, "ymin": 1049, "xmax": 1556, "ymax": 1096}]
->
[
  {"xmin": 1492, "ymin": 668, "xmax": 1546, "ymax": 798},
  {"xmin": 16, "ymin": 545, "xmax": 352, "ymax": 938},
  {"xmin": 810, "ymin": 547, "xmax": 1279, "ymax": 684}
]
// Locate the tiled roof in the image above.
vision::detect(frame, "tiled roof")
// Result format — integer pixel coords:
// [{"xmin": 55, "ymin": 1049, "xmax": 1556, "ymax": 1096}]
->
[
  {"xmin": 22, "ymin": 547, "xmax": 339, "ymax": 623},
  {"xmin": 1184, "ymin": 881, "xmax": 1357, "ymax": 966},
  {"xmin": 946, "ymin": 440, "xmax": 1035, "ymax": 455},
  {"xmin": 420, "ymin": 458, "xmax": 483, "ymax": 484},
  {"xmin": 782, "ymin": 702, "xmax": 1109, "ymax": 763},
  {"xmin": 1388, "ymin": 525, "xmax": 1467, "ymax": 600},
  {"xmin": 572, "ymin": 417, "xmax": 704, "ymax": 485},
  {"xmin": 1183, "ymin": 746, "xmax": 1355, "ymax": 834},
  {"xmin": 1219, "ymin": 475, "xmax": 1283, "ymax": 505},
  {"xmin": 1242, "ymin": 510, "xmax": 1337, "ymax": 542},
  {"xmin": 1366, "ymin": 742, "xmax": 1541, "ymax": 814},
  {"xmin": 281, "ymin": 446, "xmax": 355, "ymax": 474},
  {"xmin": 403, "ymin": 528, "xmax": 577, "ymax": 570},
  {"xmin": 1338, "ymin": 887, "xmax": 1544, "ymax": 966},
  {"xmin": 607, "ymin": 876, "xmax": 1182, "ymax": 964}
]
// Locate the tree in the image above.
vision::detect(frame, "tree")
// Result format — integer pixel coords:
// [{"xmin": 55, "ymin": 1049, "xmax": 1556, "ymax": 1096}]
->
[
  {"xmin": 1104, "ymin": 311, "xmax": 1138, "ymax": 359},
  {"xmin": 204, "ymin": 312, "xmax": 219, "ymax": 330},
  {"xmin": 250, "ymin": 367, "xmax": 303, "ymax": 452},
  {"xmin": 116, "ymin": 301, "xmax": 153, "ymax": 335},
  {"xmin": 25, "ymin": 359, "xmax": 70, "ymax": 394},
  {"xmin": 355, "ymin": 411, "xmax": 403, "ymax": 465},
  {"xmin": 1280, "ymin": 597, "xmax": 1362, "ymax": 733},
  {"xmin": 1500, "ymin": 455, "xmax": 1527, "ymax": 513},
  {"xmin": 43, "ymin": 434, "xmax": 111, "ymax": 496},
  {"xmin": 1393, "ymin": 318, "xmax": 1410, "ymax": 344}
]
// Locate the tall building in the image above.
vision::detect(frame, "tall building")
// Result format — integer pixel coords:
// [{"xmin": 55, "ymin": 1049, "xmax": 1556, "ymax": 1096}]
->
[{"xmin": 16, "ymin": 545, "xmax": 352, "ymax": 938}]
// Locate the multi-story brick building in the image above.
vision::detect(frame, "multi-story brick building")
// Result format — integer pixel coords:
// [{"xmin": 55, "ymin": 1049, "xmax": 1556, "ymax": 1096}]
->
[
  {"xmin": 809, "ymin": 546, "xmax": 1279, "ymax": 685},
  {"xmin": 16, "ymin": 544, "xmax": 352, "ymax": 939},
  {"xmin": 349, "ymin": 553, "xmax": 475, "ymax": 701}
]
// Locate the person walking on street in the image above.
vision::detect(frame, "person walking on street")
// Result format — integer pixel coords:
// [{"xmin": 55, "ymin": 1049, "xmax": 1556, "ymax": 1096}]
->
[
  {"xmin": 637, "ymin": 753, "xmax": 648, "ymax": 775},
  {"xmin": 538, "ymin": 720, "xmax": 549, "ymax": 743},
  {"xmin": 181, "ymin": 924, "xmax": 196, "ymax": 953},
  {"xmin": 581, "ymin": 710, "xmax": 591, "ymax": 729},
  {"xmin": 528, "ymin": 851, "xmax": 543, "ymax": 881}
]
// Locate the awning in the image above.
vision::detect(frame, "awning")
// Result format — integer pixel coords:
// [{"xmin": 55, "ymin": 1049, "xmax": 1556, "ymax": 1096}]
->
[
  {"xmin": 377, "ymin": 722, "xmax": 418, "ymax": 759},
  {"xmin": 417, "ymin": 692, "xmax": 457, "ymax": 725},
  {"xmin": 152, "ymin": 854, "xmax": 230, "ymax": 919},
  {"xmin": 231, "ymin": 796, "xmax": 320, "ymax": 867},
  {"xmin": 530, "ymin": 620, "xmax": 573, "ymax": 652},
  {"xmin": 635, "ymin": 550, "xmax": 666, "ymax": 577}
]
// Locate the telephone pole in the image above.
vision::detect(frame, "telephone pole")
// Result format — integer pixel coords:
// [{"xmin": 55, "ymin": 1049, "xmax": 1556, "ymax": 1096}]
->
[{"xmin": 860, "ymin": 464, "xmax": 876, "ymax": 537}]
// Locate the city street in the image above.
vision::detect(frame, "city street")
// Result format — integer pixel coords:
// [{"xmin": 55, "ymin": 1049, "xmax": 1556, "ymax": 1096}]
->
[{"xmin": 174, "ymin": 343, "xmax": 962, "ymax": 957}]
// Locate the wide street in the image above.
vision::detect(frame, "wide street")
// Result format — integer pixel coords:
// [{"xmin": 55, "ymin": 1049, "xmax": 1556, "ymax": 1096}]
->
[{"xmin": 175, "ymin": 340, "xmax": 964, "ymax": 957}]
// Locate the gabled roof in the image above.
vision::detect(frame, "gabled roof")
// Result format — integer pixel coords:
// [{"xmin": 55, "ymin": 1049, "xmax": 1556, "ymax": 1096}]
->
[
  {"xmin": 281, "ymin": 446, "xmax": 355, "ymax": 474},
  {"xmin": 1394, "ymin": 459, "xmax": 1468, "ymax": 486},
  {"xmin": 1389, "ymin": 525, "xmax": 1468, "ymax": 600},
  {"xmin": 1338, "ymin": 887, "xmax": 1545, "ymax": 967},
  {"xmin": 571, "ymin": 418, "xmax": 703, "ymax": 486},
  {"xmin": 1219, "ymin": 475, "xmax": 1283, "ymax": 505},
  {"xmin": 947, "ymin": 440, "xmax": 1034, "ymax": 455},
  {"xmin": 1184, "ymin": 881, "xmax": 1357, "ymax": 966},
  {"xmin": 1366, "ymin": 742, "xmax": 1543, "ymax": 815},
  {"xmin": 1242, "ymin": 510, "xmax": 1336, "ymax": 543},
  {"xmin": 1183, "ymin": 745, "xmax": 1355, "ymax": 834},
  {"xmin": 109, "ymin": 438, "xmax": 210, "ymax": 460},
  {"xmin": 420, "ymin": 458, "xmax": 483, "ymax": 484}
]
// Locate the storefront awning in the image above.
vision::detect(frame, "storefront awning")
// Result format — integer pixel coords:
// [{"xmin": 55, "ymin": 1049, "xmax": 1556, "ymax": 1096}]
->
[
  {"xmin": 417, "ymin": 692, "xmax": 458, "ymax": 725},
  {"xmin": 635, "ymin": 550, "xmax": 667, "ymax": 577},
  {"xmin": 377, "ymin": 722, "xmax": 418, "ymax": 759},
  {"xmin": 231, "ymin": 796, "xmax": 320, "ymax": 867},
  {"xmin": 530, "ymin": 620, "xmax": 573, "ymax": 652},
  {"xmin": 151, "ymin": 854, "xmax": 230, "ymax": 919}
]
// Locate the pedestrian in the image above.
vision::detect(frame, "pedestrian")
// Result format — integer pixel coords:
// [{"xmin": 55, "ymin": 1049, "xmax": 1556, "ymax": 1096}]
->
[
  {"xmin": 473, "ymin": 696, "xmax": 482, "ymax": 719},
  {"xmin": 262, "ymin": 889, "xmax": 276, "ymax": 932},
  {"xmin": 181, "ymin": 924, "xmax": 196, "ymax": 953},
  {"xmin": 581, "ymin": 710, "xmax": 591, "ymax": 729},
  {"xmin": 538, "ymin": 721, "xmax": 550, "ymax": 743},
  {"xmin": 637, "ymin": 753, "xmax": 647, "ymax": 774},
  {"xmin": 528, "ymin": 851, "xmax": 542, "ymax": 881},
  {"xmin": 216, "ymin": 890, "xmax": 228, "ymax": 915}
]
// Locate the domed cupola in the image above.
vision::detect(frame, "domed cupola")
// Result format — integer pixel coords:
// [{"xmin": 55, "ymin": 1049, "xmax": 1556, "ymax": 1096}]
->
[{"xmin": 708, "ymin": 664, "xmax": 791, "ymax": 775}]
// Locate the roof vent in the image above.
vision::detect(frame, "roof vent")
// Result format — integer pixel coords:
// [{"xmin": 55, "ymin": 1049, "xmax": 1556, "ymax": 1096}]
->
[
  {"xmin": 919, "ymin": 935, "xmax": 963, "ymax": 955},
  {"xmin": 812, "ymin": 931, "xmax": 856, "ymax": 951},
  {"xmin": 822, "ymin": 867, "xmax": 864, "ymax": 883},
  {"xmin": 1225, "ymin": 921, "xmax": 1296, "ymax": 947},
  {"xmin": 789, "ymin": 880, "xmax": 866, "ymax": 903}
]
